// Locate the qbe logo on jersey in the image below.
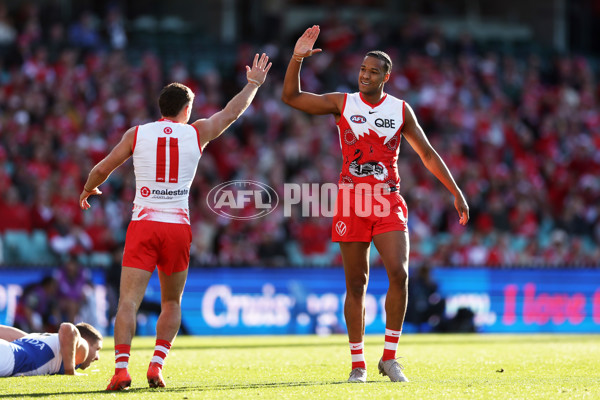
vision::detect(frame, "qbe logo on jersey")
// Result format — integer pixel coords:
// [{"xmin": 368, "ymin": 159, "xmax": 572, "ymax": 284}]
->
[{"xmin": 207, "ymin": 180, "xmax": 279, "ymax": 220}]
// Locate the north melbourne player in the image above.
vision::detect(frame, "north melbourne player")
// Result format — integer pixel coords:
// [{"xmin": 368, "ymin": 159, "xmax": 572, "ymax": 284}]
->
[
  {"xmin": 0, "ymin": 323, "xmax": 102, "ymax": 377},
  {"xmin": 80, "ymin": 53, "xmax": 271, "ymax": 390},
  {"xmin": 282, "ymin": 26, "xmax": 469, "ymax": 382}
]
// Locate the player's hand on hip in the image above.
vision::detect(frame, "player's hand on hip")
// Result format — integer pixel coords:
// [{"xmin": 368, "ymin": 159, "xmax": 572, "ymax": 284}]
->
[
  {"xmin": 79, "ymin": 187, "xmax": 102, "ymax": 210},
  {"xmin": 246, "ymin": 53, "xmax": 272, "ymax": 87},
  {"xmin": 294, "ymin": 25, "xmax": 322, "ymax": 58}
]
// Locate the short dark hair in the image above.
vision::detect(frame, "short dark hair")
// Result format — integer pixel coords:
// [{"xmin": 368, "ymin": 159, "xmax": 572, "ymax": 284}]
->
[
  {"xmin": 76, "ymin": 322, "xmax": 103, "ymax": 343},
  {"xmin": 365, "ymin": 51, "xmax": 392, "ymax": 74},
  {"xmin": 40, "ymin": 276, "xmax": 56, "ymax": 287},
  {"xmin": 158, "ymin": 83, "xmax": 194, "ymax": 117}
]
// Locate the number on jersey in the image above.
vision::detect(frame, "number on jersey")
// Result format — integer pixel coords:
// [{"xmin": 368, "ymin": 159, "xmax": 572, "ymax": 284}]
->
[{"xmin": 156, "ymin": 137, "xmax": 179, "ymax": 183}]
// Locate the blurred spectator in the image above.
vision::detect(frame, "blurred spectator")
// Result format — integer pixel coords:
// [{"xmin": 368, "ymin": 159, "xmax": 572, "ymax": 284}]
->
[
  {"xmin": 45, "ymin": 22, "xmax": 67, "ymax": 62},
  {"xmin": 30, "ymin": 184, "xmax": 55, "ymax": 231},
  {"xmin": 290, "ymin": 216, "xmax": 331, "ymax": 264},
  {"xmin": 0, "ymin": 186, "xmax": 31, "ymax": 232},
  {"xmin": 0, "ymin": 2, "xmax": 16, "ymax": 51},
  {"xmin": 486, "ymin": 233, "xmax": 517, "ymax": 266},
  {"xmin": 68, "ymin": 11, "xmax": 103, "ymax": 51},
  {"xmin": 48, "ymin": 214, "xmax": 93, "ymax": 259},
  {"xmin": 405, "ymin": 263, "xmax": 446, "ymax": 332},
  {"xmin": 54, "ymin": 255, "xmax": 92, "ymax": 322},
  {"xmin": 13, "ymin": 275, "xmax": 61, "ymax": 332},
  {"xmin": 441, "ymin": 307, "xmax": 476, "ymax": 333},
  {"xmin": 83, "ymin": 209, "xmax": 116, "ymax": 253},
  {"xmin": 104, "ymin": 246, "xmax": 123, "ymax": 324},
  {"xmin": 103, "ymin": 7, "xmax": 127, "ymax": 50},
  {"xmin": 257, "ymin": 229, "xmax": 288, "ymax": 267}
]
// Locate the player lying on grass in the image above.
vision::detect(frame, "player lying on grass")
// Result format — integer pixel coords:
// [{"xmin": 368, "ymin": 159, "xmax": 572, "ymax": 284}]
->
[{"xmin": 0, "ymin": 322, "xmax": 103, "ymax": 377}]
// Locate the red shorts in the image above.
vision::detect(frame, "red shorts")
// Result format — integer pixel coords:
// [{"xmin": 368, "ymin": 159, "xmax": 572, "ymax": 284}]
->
[
  {"xmin": 122, "ymin": 220, "xmax": 192, "ymax": 275},
  {"xmin": 332, "ymin": 188, "xmax": 408, "ymax": 242}
]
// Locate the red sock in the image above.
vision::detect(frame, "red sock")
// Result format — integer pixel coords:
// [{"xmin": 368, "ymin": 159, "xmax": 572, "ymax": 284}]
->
[
  {"xmin": 114, "ymin": 344, "xmax": 131, "ymax": 373},
  {"xmin": 382, "ymin": 328, "xmax": 401, "ymax": 361},
  {"xmin": 151, "ymin": 339, "xmax": 172, "ymax": 368},
  {"xmin": 349, "ymin": 341, "xmax": 366, "ymax": 369}
]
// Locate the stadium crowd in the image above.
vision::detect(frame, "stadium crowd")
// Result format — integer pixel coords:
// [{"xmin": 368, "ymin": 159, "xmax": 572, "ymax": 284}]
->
[{"xmin": 0, "ymin": 5, "xmax": 598, "ymax": 268}]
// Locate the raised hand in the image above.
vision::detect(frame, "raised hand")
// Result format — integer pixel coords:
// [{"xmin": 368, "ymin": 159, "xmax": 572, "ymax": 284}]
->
[
  {"xmin": 246, "ymin": 53, "xmax": 272, "ymax": 87},
  {"xmin": 294, "ymin": 25, "xmax": 322, "ymax": 58}
]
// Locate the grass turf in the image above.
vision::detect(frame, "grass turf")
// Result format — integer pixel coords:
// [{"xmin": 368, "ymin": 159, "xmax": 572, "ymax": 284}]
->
[{"xmin": 1, "ymin": 334, "xmax": 599, "ymax": 399}]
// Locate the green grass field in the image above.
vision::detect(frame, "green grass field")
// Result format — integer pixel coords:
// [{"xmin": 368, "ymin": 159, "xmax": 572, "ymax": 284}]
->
[{"xmin": 1, "ymin": 334, "xmax": 599, "ymax": 399}]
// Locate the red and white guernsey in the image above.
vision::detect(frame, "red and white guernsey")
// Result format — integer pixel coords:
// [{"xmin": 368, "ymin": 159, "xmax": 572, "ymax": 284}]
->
[
  {"xmin": 131, "ymin": 118, "xmax": 202, "ymax": 224},
  {"xmin": 337, "ymin": 92, "xmax": 405, "ymax": 189}
]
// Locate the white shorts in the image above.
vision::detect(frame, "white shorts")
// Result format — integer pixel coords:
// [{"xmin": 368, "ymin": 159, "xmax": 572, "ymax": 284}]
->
[{"xmin": 0, "ymin": 339, "xmax": 15, "ymax": 377}]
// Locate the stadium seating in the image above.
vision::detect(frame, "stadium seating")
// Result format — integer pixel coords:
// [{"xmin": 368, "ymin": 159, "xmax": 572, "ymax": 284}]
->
[{"xmin": 0, "ymin": 6, "xmax": 597, "ymax": 268}]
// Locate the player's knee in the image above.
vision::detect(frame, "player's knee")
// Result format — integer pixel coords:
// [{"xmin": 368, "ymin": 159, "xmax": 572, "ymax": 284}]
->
[
  {"xmin": 161, "ymin": 299, "xmax": 182, "ymax": 311},
  {"xmin": 387, "ymin": 266, "xmax": 408, "ymax": 287},
  {"xmin": 346, "ymin": 280, "xmax": 368, "ymax": 298},
  {"xmin": 117, "ymin": 299, "xmax": 140, "ymax": 314}
]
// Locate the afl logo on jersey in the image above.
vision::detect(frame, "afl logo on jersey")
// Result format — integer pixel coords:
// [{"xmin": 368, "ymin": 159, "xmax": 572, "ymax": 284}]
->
[
  {"xmin": 164, "ymin": 127, "xmax": 172, "ymax": 134},
  {"xmin": 140, "ymin": 186, "xmax": 151, "ymax": 197},
  {"xmin": 350, "ymin": 115, "xmax": 367, "ymax": 124}
]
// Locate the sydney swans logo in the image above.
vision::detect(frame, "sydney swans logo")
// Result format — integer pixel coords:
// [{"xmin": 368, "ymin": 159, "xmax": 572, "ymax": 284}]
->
[{"xmin": 335, "ymin": 221, "xmax": 347, "ymax": 236}]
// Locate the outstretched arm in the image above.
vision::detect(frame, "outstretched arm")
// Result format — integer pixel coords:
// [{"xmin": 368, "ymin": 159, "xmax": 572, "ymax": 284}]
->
[
  {"xmin": 281, "ymin": 25, "xmax": 344, "ymax": 116},
  {"xmin": 193, "ymin": 53, "xmax": 272, "ymax": 148},
  {"xmin": 79, "ymin": 127, "xmax": 136, "ymax": 210},
  {"xmin": 0, "ymin": 325, "xmax": 27, "ymax": 341},
  {"xmin": 401, "ymin": 102, "xmax": 470, "ymax": 225},
  {"xmin": 59, "ymin": 322, "xmax": 88, "ymax": 375}
]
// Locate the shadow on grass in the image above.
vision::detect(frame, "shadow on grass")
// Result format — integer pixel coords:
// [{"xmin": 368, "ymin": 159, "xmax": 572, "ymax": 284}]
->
[
  {"xmin": 119, "ymin": 341, "xmax": 346, "ymax": 351},
  {"xmin": 0, "ymin": 380, "xmax": 355, "ymax": 397},
  {"xmin": 106, "ymin": 334, "xmax": 596, "ymax": 352}
]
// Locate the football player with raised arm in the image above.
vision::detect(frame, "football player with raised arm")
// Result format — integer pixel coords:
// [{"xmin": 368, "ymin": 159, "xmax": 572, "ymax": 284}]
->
[
  {"xmin": 80, "ymin": 54, "xmax": 271, "ymax": 390},
  {"xmin": 282, "ymin": 26, "xmax": 468, "ymax": 383}
]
